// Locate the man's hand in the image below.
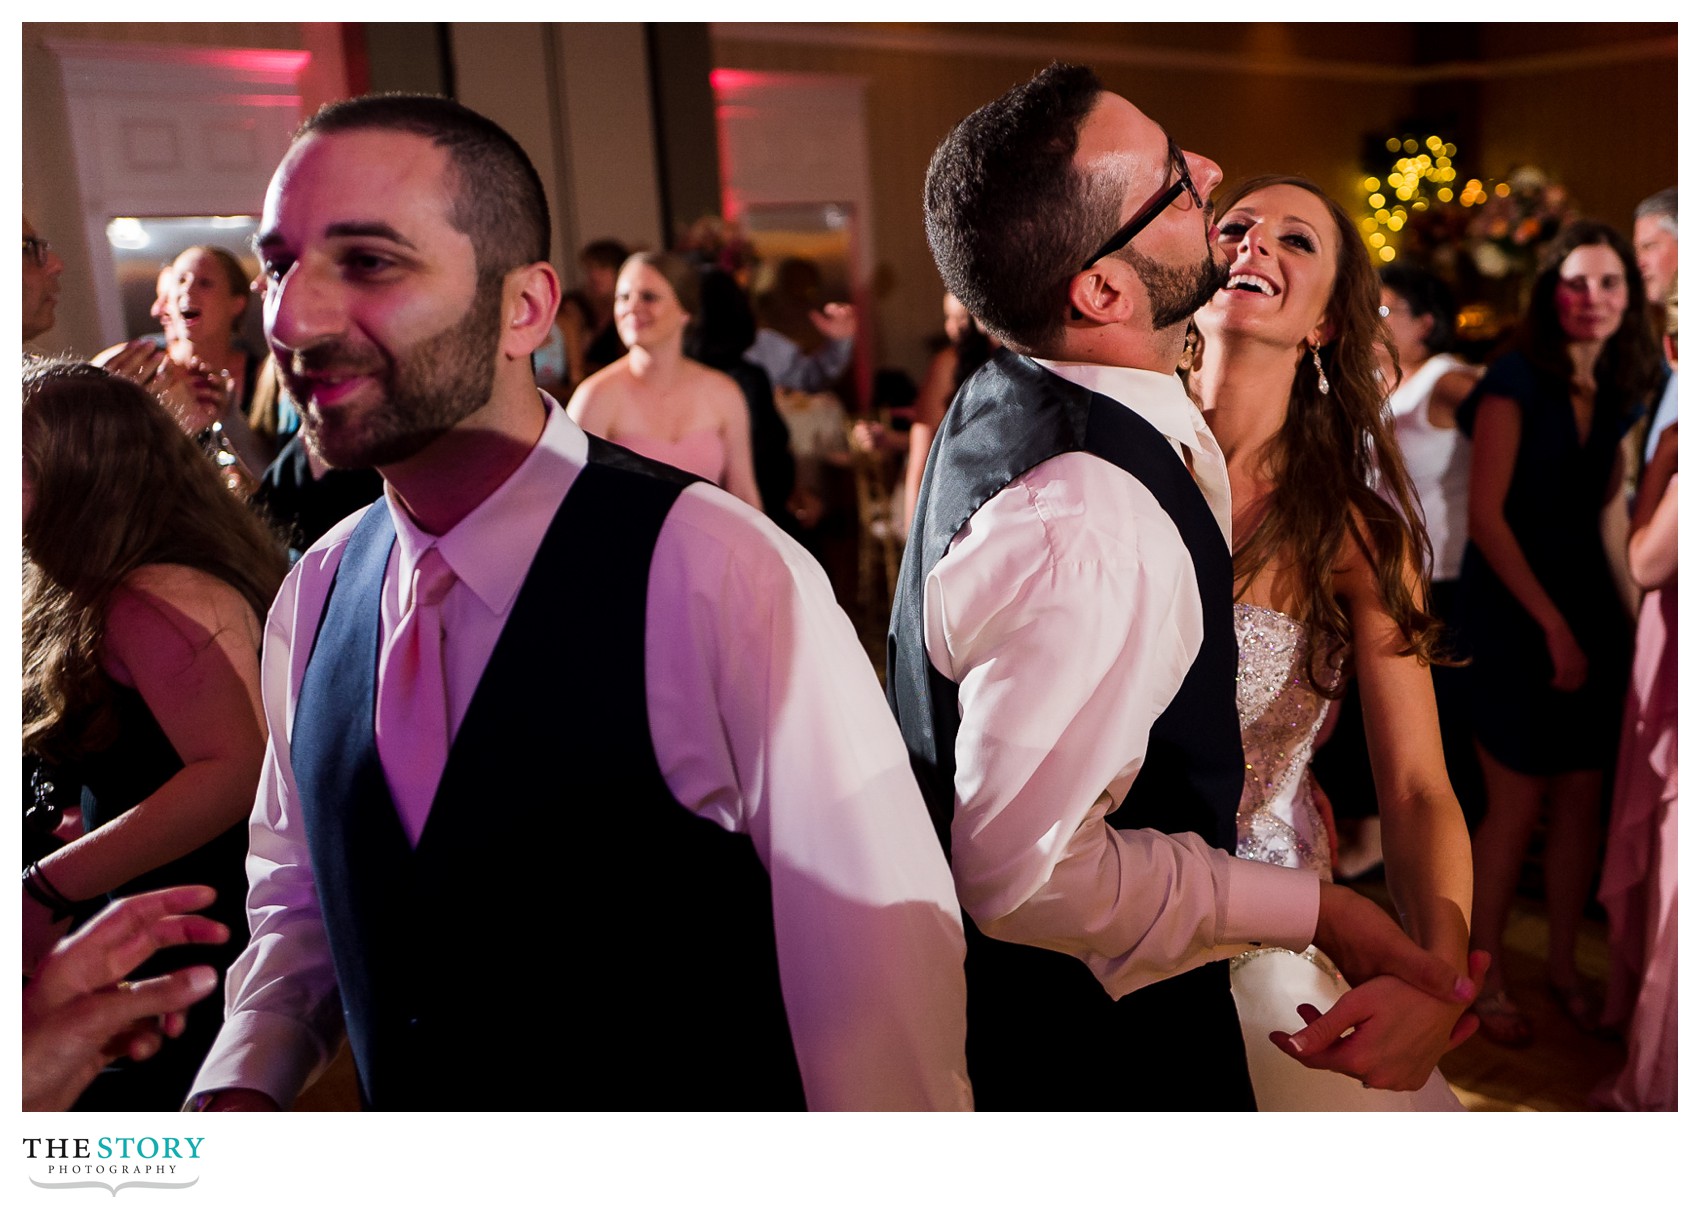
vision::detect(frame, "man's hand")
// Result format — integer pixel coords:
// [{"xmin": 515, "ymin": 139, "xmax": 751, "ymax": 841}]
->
[
  {"xmin": 22, "ymin": 885, "xmax": 228, "ymax": 1111},
  {"xmin": 809, "ymin": 302, "xmax": 857, "ymax": 343},
  {"xmin": 1543, "ymin": 620, "xmax": 1589, "ymax": 692},
  {"xmin": 1269, "ymin": 952, "xmax": 1490, "ymax": 1090},
  {"xmin": 1311, "ymin": 882, "xmax": 1475, "ymax": 1003}
]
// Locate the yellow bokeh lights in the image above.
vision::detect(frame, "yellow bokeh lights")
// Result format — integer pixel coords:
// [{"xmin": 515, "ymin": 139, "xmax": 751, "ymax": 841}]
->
[{"xmin": 1360, "ymin": 131, "xmax": 1483, "ymax": 263}]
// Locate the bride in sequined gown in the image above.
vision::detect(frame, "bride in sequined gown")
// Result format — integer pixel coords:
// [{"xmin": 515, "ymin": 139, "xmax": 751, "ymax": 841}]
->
[{"xmin": 1193, "ymin": 177, "xmax": 1478, "ymax": 1110}]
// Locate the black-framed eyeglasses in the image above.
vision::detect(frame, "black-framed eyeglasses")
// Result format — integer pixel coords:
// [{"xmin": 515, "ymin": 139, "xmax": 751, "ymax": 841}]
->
[
  {"xmin": 23, "ymin": 236, "xmax": 53, "ymax": 268},
  {"xmin": 1079, "ymin": 135, "xmax": 1202, "ymax": 271}
]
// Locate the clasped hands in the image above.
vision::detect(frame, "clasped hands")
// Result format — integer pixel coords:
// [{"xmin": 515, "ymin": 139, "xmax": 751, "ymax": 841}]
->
[
  {"xmin": 1275, "ymin": 882, "xmax": 1488, "ymax": 1091},
  {"xmin": 95, "ymin": 339, "xmax": 232, "ymax": 437}
]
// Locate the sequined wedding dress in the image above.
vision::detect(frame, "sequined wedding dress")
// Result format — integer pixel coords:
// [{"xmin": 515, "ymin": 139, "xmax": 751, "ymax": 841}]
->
[{"xmin": 1230, "ymin": 604, "xmax": 1462, "ymax": 1111}]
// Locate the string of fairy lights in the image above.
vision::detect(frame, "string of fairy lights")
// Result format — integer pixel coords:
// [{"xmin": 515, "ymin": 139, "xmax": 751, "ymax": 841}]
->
[{"xmin": 1359, "ymin": 133, "xmax": 1512, "ymax": 262}]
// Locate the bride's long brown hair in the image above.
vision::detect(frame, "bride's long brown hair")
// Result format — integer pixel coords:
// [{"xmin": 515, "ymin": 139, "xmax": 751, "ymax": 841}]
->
[
  {"xmin": 1199, "ymin": 175, "xmax": 1447, "ymax": 694},
  {"xmin": 22, "ymin": 359, "xmax": 287, "ymax": 763}
]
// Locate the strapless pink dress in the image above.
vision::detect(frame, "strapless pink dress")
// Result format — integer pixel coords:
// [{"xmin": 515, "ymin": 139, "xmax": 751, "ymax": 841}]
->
[{"xmin": 615, "ymin": 429, "xmax": 728, "ymax": 486}]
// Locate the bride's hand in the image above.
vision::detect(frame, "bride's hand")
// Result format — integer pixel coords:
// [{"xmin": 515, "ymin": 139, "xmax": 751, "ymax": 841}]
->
[{"xmin": 1269, "ymin": 952, "xmax": 1489, "ymax": 1091}]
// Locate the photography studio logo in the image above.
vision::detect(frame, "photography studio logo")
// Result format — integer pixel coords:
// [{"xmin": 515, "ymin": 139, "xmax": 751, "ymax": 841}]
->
[{"xmin": 22, "ymin": 1136, "xmax": 203, "ymax": 1196}]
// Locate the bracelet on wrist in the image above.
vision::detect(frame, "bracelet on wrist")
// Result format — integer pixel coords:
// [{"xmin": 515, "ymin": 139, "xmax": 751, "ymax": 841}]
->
[{"xmin": 22, "ymin": 861, "xmax": 98, "ymax": 923}]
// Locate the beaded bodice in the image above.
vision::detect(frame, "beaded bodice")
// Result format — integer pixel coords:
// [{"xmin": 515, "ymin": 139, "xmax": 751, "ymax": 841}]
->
[{"xmin": 1233, "ymin": 604, "xmax": 1344, "ymax": 878}]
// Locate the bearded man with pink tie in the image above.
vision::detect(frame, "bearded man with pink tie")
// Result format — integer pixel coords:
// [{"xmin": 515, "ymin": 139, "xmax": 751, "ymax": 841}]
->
[{"xmin": 183, "ymin": 95, "xmax": 970, "ymax": 1113}]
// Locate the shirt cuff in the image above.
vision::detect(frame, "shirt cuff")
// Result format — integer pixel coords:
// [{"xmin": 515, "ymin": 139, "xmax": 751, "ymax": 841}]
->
[
  {"xmin": 1215, "ymin": 852, "xmax": 1320, "ymax": 953},
  {"xmin": 188, "ymin": 1009, "xmax": 336, "ymax": 1109}
]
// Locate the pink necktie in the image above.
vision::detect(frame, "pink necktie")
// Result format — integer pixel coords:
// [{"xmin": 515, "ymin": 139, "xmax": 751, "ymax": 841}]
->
[{"xmin": 375, "ymin": 546, "xmax": 458, "ymax": 847}]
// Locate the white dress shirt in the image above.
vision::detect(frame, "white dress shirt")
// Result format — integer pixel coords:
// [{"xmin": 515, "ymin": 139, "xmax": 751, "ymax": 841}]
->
[
  {"xmin": 193, "ymin": 398, "xmax": 972, "ymax": 1112},
  {"xmin": 922, "ymin": 360, "xmax": 1319, "ymax": 999}
]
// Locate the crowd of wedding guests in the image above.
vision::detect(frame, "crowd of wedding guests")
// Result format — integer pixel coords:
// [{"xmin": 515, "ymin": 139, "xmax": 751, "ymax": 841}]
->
[{"xmin": 19, "ymin": 74, "xmax": 1675, "ymax": 1112}]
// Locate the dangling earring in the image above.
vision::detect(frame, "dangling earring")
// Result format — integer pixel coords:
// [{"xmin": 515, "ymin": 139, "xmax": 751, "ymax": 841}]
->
[
  {"xmin": 1310, "ymin": 341, "xmax": 1331, "ymax": 396},
  {"xmin": 1179, "ymin": 323, "xmax": 1199, "ymax": 373}
]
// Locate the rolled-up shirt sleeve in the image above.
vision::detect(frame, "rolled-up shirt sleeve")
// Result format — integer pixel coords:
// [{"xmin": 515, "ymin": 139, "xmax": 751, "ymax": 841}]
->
[{"xmin": 925, "ymin": 453, "xmax": 1318, "ymax": 999}]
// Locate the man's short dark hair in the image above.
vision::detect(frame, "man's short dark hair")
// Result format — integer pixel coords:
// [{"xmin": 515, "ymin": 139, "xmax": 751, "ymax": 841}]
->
[
  {"xmin": 923, "ymin": 62, "xmax": 1119, "ymax": 353},
  {"xmin": 297, "ymin": 94, "xmax": 550, "ymax": 283},
  {"xmin": 1635, "ymin": 186, "xmax": 1677, "ymax": 236},
  {"xmin": 1379, "ymin": 263, "xmax": 1457, "ymax": 353},
  {"xmin": 579, "ymin": 239, "xmax": 630, "ymax": 272}
]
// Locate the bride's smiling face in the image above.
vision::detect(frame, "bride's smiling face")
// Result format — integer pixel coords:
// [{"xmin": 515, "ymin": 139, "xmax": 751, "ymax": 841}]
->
[{"xmin": 1197, "ymin": 183, "xmax": 1338, "ymax": 351}]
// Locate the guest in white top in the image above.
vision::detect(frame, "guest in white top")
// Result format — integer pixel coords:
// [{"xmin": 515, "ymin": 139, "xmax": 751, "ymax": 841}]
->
[{"xmin": 1378, "ymin": 264, "xmax": 1480, "ymax": 585}]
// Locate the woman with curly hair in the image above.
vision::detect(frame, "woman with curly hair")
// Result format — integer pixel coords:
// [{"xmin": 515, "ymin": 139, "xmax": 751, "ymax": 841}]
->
[
  {"xmin": 1459, "ymin": 220, "xmax": 1661, "ymax": 1046},
  {"xmin": 22, "ymin": 359, "xmax": 287, "ymax": 1109},
  {"xmin": 1189, "ymin": 176, "xmax": 1476, "ymax": 1109}
]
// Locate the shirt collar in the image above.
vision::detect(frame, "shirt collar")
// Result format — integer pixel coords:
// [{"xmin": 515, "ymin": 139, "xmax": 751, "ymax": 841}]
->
[
  {"xmin": 385, "ymin": 392, "xmax": 587, "ymax": 616},
  {"xmin": 1030, "ymin": 359, "xmax": 1211, "ymax": 452},
  {"xmin": 1032, "ymin": 358, "xmax": 1232, "ymax": 544}
]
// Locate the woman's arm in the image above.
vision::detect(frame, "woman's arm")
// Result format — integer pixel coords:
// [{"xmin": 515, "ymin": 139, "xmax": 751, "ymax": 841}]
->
[
  {"xmin": 711, "ymin": 370, "xmax": 764, "ymax": 512},
  {"xmin": 1625, "ymin": 465, "xmax": 1679, "ymax": 587},
  {"xmin": 1339, "ymin": 550, "xmax": 1472, "ymax": 961},
  {"xmin": 1466, "ymin": 393, "xmax": 1586, "ymax": 689},
  {"xmin": 32, "ymin": 567, "xmax": 267, "ymax": 907},
  {"xmin": 1302, "ymin": 542, "xmax": 1476, "ymax": 1085},
  {"xmin": 902, "ymin": 347, "xmax": 958, "ymax": 533}
]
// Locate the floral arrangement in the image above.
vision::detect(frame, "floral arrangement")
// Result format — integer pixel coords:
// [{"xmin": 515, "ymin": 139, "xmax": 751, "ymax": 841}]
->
[
  {"xmin": 1462, "ymin": 166, "xmax": 1578, "ymax": 280},
  {"xmin": 674, "ymin": 215, "xmax": 759, "ymax": 283},
  {"xmin": 1361, "ymin": 135, "xmax": 1579, "ymax": 340}
]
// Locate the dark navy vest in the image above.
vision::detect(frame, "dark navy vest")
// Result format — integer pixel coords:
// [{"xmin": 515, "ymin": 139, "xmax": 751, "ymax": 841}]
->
[
  {"xmin": 887, "ymin": 349, "xmax": 1254, "ymax": 1110},
  {"xmin": 290, "ymin": 437, "xmax": 805, "ymax": 1110}
]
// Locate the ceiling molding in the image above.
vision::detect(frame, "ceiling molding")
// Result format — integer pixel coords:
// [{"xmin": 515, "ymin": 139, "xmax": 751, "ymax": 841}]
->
[{"xmin": 708, "ymin": 23, "xmax": 1676, "ymax": 85}]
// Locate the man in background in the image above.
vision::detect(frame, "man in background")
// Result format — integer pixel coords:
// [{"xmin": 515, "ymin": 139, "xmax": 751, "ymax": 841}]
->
[{"xmin": 22, "ymin": 216, "xmax": 65, "ymax": 343}]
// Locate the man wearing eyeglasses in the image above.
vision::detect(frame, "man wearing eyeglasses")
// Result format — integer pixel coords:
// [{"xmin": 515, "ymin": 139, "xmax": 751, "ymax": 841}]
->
[
  {"xmin": 22, "ymin": 217, "xmax": 65, "ymax": 343},
  {"xmin": 887, "ymin": 63, "xmax": 1478, "ymax": 1109}
]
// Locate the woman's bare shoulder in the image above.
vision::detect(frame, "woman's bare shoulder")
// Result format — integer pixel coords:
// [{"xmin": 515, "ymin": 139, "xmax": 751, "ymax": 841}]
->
[
  {"xmin": 685, "ymin": 361, "xmax": 749, "ymax": 416},
  {"xmin": 104, "ymin": 565, "xmax": 261, "ymax": 683},
  {"xmin": 566, "ymin": 358, "xmax": 633, "ymax": 422}
]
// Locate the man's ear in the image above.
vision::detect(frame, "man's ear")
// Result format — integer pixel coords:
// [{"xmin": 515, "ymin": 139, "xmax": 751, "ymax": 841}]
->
[
  {"xmin": 500, "ymin": 261, "xmax": 562, "ymax": 361},
  {"xmin": 1067, "ymin": 261, "xmax": 1137, "ymax": 327}
]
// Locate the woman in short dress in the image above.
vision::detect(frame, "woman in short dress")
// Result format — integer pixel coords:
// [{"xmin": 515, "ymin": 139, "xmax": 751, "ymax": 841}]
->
[{"xmin": 1457, "ymin": 221, "xmax": 1659, "ymax": 1045}]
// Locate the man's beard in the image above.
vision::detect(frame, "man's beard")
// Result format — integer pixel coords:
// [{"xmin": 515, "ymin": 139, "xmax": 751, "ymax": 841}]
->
[
  {"xmin": 282, "ymin": 275, "xmax": 505, "ymax": 470},
  {"xmin": 1124, "ymin": 245, "xmax": 1230, "ymax": 332}
]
